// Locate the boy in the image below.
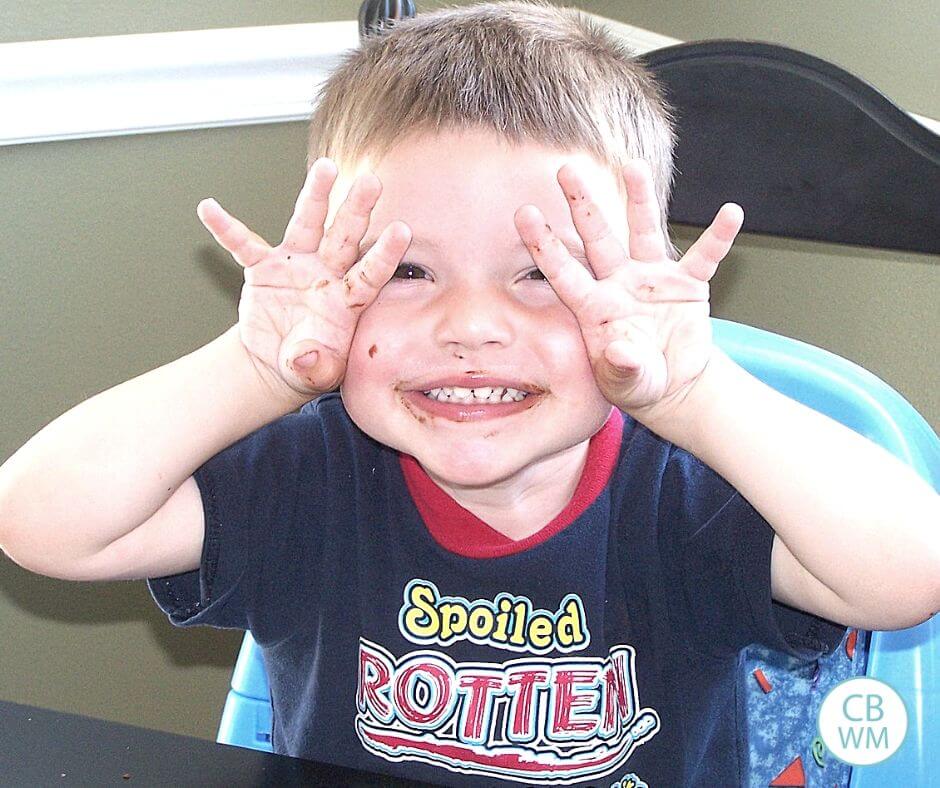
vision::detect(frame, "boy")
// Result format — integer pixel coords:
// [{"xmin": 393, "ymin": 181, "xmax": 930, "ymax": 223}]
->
[{"xmin": 1, "ymin": 1, "xmax": 937, "ymax": 785}]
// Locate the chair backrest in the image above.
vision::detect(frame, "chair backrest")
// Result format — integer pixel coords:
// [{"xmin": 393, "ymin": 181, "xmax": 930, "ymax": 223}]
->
[{"xmin": 217, "ymin": 318, "xmax": 940, "ymax": 786}]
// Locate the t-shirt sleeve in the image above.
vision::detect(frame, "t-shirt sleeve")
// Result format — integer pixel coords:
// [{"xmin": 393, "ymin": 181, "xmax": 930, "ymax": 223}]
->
[
  {"xmin": 146, "ymin": 410, "xmax": 326, "ymax": 635},
  {"xmin": 659, "ymin": 446, "xmax": 847, "ymax": 660}
]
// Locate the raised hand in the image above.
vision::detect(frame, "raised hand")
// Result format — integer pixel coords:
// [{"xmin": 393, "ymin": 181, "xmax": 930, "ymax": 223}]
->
[
  {"xmin": 514, "ymin": 159, "xmax": 743, "ymax": 423},
  {"xmin": 196, "ymin": 158, "xmax": 411, "ymax": 399}
]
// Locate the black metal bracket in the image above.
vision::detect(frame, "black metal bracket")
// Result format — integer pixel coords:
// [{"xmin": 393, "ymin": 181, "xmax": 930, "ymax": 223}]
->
[{"xmin": 358, "ymin": 0, "xmax": 417, "ymax": 42}]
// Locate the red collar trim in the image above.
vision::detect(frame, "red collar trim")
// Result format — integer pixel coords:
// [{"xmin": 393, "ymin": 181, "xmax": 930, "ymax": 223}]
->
[{"xmin": 399, "ymin": 408, "xmax": 624, "ymax": 558}]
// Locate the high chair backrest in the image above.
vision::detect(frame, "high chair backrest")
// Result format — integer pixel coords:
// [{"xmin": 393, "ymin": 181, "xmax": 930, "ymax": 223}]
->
[{"xmin": 217, "ymin": 318, "xmax": 939, "ymax": 787}]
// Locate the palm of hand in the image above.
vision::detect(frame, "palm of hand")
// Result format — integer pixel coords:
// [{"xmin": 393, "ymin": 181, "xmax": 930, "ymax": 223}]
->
[
  {"xmin": 237, "ymin": 249, "xmax": 357, "ymax": 386},
  {"xmin": 515, "ymin": 159, "xmax": 743, "ymax": 416},
  {"xmin": 196, "ymin": 160, "xmax": 411, "ymax": 397},
  {"xmin": 575, "ymin": 265, "xmax": 713, "ymax": 410}
]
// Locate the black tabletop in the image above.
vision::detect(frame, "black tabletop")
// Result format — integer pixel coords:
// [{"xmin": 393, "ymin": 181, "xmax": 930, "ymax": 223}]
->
[{"xmin": 0, "ymin": 700, "xmax": 440, "ymax": 787}]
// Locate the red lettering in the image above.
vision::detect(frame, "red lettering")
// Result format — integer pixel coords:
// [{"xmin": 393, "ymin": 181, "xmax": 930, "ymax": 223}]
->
[
  {"xmin": 358, "ymin": 645, "xmax": 392, "ymax": 720},
  {"xmin": 458, "ymin": 672, "xmax": 504, "ymax": 741},
  {"xmin": 602, "ymin": 652, "xmax": 634, "ymax": 734},
  {"xmin": 393, "ymin": 661, "xmax": 454, "ymax": 727},
  {"xmin": 506, "ymin": 669, "xmax": 549, "ymax": 739},
  {"xmin": 551, "ymin": 668, "xmax": 600, "ymax": 736}
]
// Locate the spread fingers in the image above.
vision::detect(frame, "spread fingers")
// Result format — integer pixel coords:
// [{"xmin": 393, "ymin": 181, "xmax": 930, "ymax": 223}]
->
[
  {"xmin": 342, "ymin": 221, "xmax": 412, "ymax": 310},
  {"xmin": 679, "ymin": 203, "xmax": 744, "ymax": 281},
  {"xmin": 622, "ymin": 160, "xmax": 668, "ymax": 262},
  {"xmin": 556, "ymin": 162, "xmax": 628, "ymax": 279},
  {"xmin": 281, "ymin": 157, "xmax": 338, "ymax": 254},
  {"xmin": 515, "ymin": 204, "xmax": 597, "ymax": 318},
  {"xmin": 318, "ymin": 171, "xmax": 383, "ymax": 276},
  {"xmin": 196, "ymin": 199, "xmax": 270, "ymax": 268}
]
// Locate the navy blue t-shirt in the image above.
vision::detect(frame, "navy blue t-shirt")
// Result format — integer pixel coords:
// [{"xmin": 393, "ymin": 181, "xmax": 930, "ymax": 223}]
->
[{"xmin": 147, "ymin": 393, "xmax": 844, "ymax": 787}]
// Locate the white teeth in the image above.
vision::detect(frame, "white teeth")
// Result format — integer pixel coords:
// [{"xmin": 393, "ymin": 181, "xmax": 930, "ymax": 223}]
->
[{"xmin": 423, "ymin": 386, "xmax": 530, "ymax": 403}]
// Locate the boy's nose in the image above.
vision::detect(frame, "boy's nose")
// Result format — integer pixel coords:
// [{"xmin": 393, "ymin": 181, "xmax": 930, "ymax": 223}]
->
[{"xmin": 432, "ymin": 285, "xmax": 514, "ymax": 352}]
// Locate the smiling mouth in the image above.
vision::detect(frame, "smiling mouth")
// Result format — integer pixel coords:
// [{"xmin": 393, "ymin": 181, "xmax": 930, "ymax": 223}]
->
[
  {"xmin": 421, "ymin": 385, "xmax": 531, "ymax": 404},
  {"xmin": 400, "ymin": 386, "xmax": 544, "ymax": 423}
]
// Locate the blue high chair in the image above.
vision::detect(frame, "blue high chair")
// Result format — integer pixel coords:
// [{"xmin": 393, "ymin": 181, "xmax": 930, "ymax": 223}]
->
[{"xmin": 216, "ymin": 318, "xmax": 939, "ymax": 787}]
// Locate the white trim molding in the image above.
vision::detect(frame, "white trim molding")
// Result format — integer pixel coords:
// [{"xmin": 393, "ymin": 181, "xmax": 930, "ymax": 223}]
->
[
  {"xmin": 1, "ymin": 17, "xmax": 936, "ymax": 146},
  {"xmin": 0, "ymin": 22, "xmax": 359, "ymax": 145}
]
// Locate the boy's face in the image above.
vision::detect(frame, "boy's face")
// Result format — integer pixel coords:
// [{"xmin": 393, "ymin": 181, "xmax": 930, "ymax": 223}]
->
[{"xmin": 339, "ymin": 127, "xmax": 628, "ymax": 490}]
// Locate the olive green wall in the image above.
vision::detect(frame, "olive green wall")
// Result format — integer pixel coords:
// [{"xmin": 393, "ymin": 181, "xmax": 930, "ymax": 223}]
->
[{"xmin": 1, "ymin": 0, "xmax": 936, "ymax": 743}]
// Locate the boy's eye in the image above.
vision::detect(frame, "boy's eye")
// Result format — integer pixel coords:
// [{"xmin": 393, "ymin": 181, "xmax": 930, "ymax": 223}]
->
[
  {"xmin": 525, "ymin": 268, "xmax": 548, "ymax": 281},
  {"xmin": 391, "ymin": 263, "xmax": 430, "ymax": 280}
]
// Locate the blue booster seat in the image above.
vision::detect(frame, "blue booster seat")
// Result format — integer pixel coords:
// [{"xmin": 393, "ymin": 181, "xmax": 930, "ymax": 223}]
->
[{"xmin": 217, "ymin": 318, "xmax": 940, "ymax": 788}]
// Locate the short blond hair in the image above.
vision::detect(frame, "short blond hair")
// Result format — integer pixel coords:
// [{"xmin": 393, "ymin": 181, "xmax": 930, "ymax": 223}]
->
[{"xmin": 307, "ymin": 0, "xmax": 676, "ymax": 239}]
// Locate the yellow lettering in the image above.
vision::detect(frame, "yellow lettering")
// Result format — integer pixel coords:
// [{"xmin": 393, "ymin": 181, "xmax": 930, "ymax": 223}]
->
[
  {"xmin": 528, "ymin": 614, "xmax": 554, "ymax": 649},
  {"xmin": 509, "ymin": 600, "xmax": 529, "ymax": 646},
  {"xmin": 468, "ymin": 606, "xmax": 496, "ymax": 637},
  {"xmin": 492, "ymin": 597, "xmax": 512, "ymax": 642},
  {"xmin": 399, "ymin": 581, "xmax": 591, "ymax": 653},
  {"xmin": 402, "ymin": 582, "xmax": 439, "ymax": 638},
  {"xmin": 556, "ymin": 598, "xmax": 587, "ymax": 648},
  {"xmin": 439, "ymin": 602, "xmax": 468, "ymax": 640}
]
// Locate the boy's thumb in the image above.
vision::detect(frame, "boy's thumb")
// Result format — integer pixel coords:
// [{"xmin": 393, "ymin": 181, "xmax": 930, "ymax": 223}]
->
[
  {"xmin": 293, "ymin": 348, "xmax": 319, "ymax": 369},
  {"xmin": 288, "ymin": 342, "xmax": 345, "ymax": 393}
]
